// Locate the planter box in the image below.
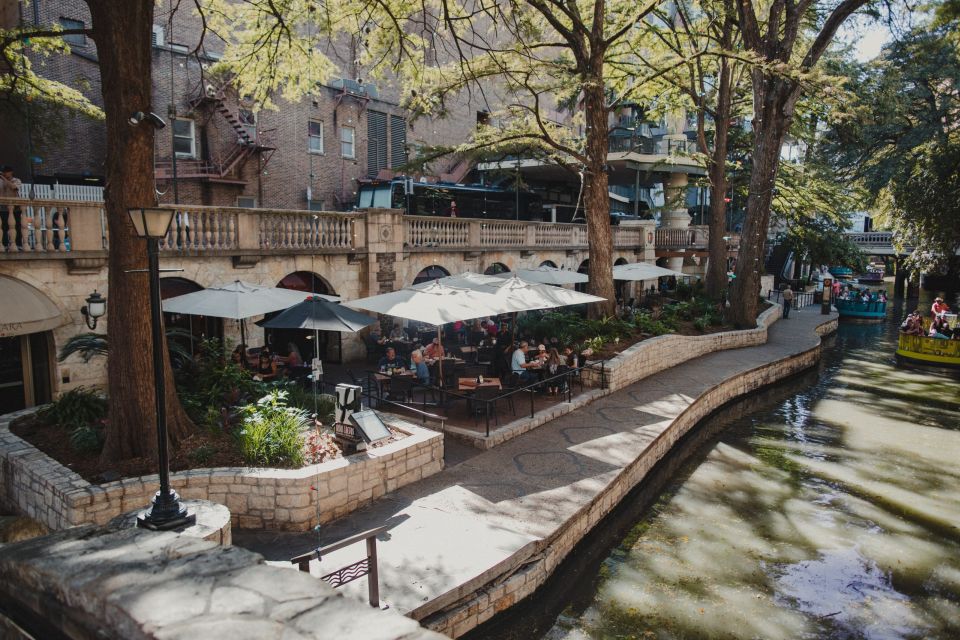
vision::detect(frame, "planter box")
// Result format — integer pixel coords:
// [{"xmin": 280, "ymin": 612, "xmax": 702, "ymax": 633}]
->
[
  {"xmin": 0, "ymin": 413, "xmax": 443, "ymax": 532},
  {"xmin": 582, "ymin": 305, "xmax": 782, "ymax": 391}
]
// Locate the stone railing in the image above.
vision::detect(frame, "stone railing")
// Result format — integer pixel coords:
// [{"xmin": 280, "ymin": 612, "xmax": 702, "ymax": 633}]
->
[
  {"xmin": 160, "ymin": 207, "xmax": 240, "ymax": 252},
  {"xmin": 404, "ymin": 216, "xmax": 471, "ymax": 247},
  {"xmin": 0, "ymin": 198, "xmax": 106, "ymax": 254},
  {"xmin": 655, "ymin": 225, "xmax": 708, "ymax": 250},
  {"xmin": 1, "ymin": 199, "xmax": 693, "ymax": 259}
]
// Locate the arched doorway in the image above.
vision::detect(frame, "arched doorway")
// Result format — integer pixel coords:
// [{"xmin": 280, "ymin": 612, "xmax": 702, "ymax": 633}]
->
[
  {"xmin": 412, "ymin": 265, "xmax": 450, "ymax": 285},
  {"xmin": 484, "ymin": 262, "xmax": 510, "ymax": 276},
  {"xmin": 539, "ymin": 260, "xmax": 557, "ymax": 268},
  {"xmin": 269, "ymin": 272, "xmax": 338, "ymax": 361},
  {"xmin": 576, "ymin": 260, "xmax": 589, "ymax": 293},
  {"xmin": 0, "ymin": 275, "xmax": 59, "ymax": 414},
  {"xmin": 614, "ymin": 258, "xmax": 629, "ymax": 304},
  {"xmin": 160, "ymin": 278, "xmax": 222, "ymax": 360}
]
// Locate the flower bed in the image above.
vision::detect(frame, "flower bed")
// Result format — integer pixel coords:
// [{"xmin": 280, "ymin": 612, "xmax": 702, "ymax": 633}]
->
[{"xmin": 0, "ymin": 408, "xmax": 442, "ymax": 532}]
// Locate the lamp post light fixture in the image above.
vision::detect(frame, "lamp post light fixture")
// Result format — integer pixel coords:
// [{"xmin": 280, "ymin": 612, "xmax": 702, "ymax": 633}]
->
[
  {"xmin": 127, "ymin": 207, "xmax": 195, "ymax": 531},
  {"xmin": 80, "ymin": 290, "xmax": 106, "ymax": 330}
]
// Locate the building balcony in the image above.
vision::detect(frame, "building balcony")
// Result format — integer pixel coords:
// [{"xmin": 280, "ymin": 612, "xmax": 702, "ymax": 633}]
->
[{"xmin": 0, "ymin": 198, "xmax": 714, "ymax": 265}]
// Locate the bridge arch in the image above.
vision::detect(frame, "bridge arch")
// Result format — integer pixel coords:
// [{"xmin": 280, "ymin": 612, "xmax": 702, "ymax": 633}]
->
[
  {"xmin": 539, "ymin": 260, "xmax": 557, "ymax": 268},
  {"xmin": 276, "ymin": 271, "xmax": 337, "ymax": 296}
]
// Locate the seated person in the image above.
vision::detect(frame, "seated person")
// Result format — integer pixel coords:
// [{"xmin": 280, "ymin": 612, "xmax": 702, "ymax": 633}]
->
[
  {"xmin": 281, "ymin": 342, "xmax": 303, "ymax": 368},
  {"xmin": 255, "ymin": 351, "xmax": 278, "ymax": 380},
  {"xmin": 563, "ymin": 346, "xmax": 579, "ymax": 369},
  {"xmin": 511, "ymin": 341, "xmax": 538, "ymax": 384},
  {"xmin": 424, "ymin": 337, "xmax": 445, "ymax": 360},
  {"xmin": 932, "ymin": 297, "xmax": 950, "ymax": 318},
  {"xmin": 929, "ymin": 316, "xmax": 951, "ymax": 339},
  {"xmin": 378, "ymin": 347, "xmax": 405, "ymax": 371},
  {"xmin": 368, "ymin": 322, "xmax": 385, "ymax": 345},
  {"xmin": 389, "ymin": 323, "xmax": 408, "ymax": 341},
  {"xmin": 901, "ymin": 310, "xmax": 923, "ymax": 336},
  {"xmin": 534, "ymin": 344, "xmax": 549, "ymax": 363},
  {"xmin": 231, "ymin": 344, "xmax": 250, "ymax": 370},
  {"xmin": 410, "ymin": 350, "xmax": 431, "ymax": 384}
]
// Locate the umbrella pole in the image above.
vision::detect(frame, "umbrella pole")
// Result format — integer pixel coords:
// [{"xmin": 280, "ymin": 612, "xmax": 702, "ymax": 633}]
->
[
  {"xmin": 240, "ymin": 319, "xmax": 246, "ymax": 349},
  {"xmin": 511, "ymin": 312, "xmax": 517, "ymax": 347},
  {"xmin": 437, "ymin": 325, "xmax": 444, "ymax": 405},
  {"xmin": 313, "ymin": 328, "xmax": 319, "ymax": 417}
]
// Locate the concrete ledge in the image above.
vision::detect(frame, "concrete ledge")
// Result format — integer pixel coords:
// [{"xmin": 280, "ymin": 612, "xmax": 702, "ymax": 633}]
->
[
  {"xmin": 0, "ymin": 525, "xmax": 447, "ymax": 640},
  {"xmin": 419, "ymin": 312, "xmax": 836, "ymax": 637},
  {"xmin": 0, "ymin": 415, "xmax": 443, "ymax": 532}
]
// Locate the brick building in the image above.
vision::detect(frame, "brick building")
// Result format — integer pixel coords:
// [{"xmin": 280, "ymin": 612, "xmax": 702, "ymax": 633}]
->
[{"xmin": 1, "ymin": 0, "xmax": 484, "ymax": 210}]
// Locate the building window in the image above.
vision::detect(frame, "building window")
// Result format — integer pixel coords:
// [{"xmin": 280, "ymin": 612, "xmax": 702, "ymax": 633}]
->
[
  {"xmin": 308, "ymin": 120, "xmax": 324, "ymax": 154},
  {"xmin": 340, "ymin": 126, "xmax": 355, "ymax": 159},
  {"xmin": 308, "ymin": 199, "xmax": 326, "ymax": 211},
  {"xmin": 238, "ymin": 109, "xmax": 257, "ymax": 144},
  {"xmin": 60, "ymin": 18, "xmax": 86, "ymax": 46},
  {"xmin": 173, "ymin": 119, "xmax": 196, "ymax": 158},
  {"xmin": 236, "ymin": 196, "xmax": 257, "ymax": 208}
]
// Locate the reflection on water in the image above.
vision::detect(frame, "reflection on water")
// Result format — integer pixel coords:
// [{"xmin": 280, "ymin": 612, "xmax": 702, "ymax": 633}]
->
[{"xmin": 541, "ymin": 295, "xmax": 960, "ymax": 640}]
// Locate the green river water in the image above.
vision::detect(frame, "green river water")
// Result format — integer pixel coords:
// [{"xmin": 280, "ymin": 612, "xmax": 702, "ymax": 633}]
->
[{"xmin": 473, "ymin": 292, "xmax": 960, "ymax": 640}]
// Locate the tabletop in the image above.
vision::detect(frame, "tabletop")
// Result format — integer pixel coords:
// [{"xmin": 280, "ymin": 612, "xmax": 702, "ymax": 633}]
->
[{"xmin": 458, "ymin": 377, "xmax": 502, "ymax": 391}]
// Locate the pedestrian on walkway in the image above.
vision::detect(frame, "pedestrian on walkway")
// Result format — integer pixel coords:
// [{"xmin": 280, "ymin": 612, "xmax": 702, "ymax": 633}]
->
[{"xmin": 782, "ymin": 285, "xmax": 795, "ymax": 319}]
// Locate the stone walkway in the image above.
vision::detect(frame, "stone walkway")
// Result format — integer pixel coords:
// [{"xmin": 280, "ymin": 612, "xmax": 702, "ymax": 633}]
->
[{"xmin": 235, "ymin": 306, "xmax": 836, "ymax": 634}]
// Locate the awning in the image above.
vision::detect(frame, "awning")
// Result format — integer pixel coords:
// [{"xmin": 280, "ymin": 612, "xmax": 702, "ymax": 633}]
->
[{"xmin": 0, "ymin": 275, "xmax": 66, "ymax": 337}]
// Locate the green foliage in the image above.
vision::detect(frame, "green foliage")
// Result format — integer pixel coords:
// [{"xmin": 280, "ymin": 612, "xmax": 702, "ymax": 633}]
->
[
  {"xmin": 518, "ymin": 311, "xmax": 634, "ymax": 351},
  {"xmin": 38, "ymin": 387, "xmax": 107, "ymax": 430},
  {"xmin": 68, "ymin": 425, "xmax": 103, "ymax": 454},
  {"xmin": 58, "ymin": 333, "xmax": 108, "ymax": 363},
  {"xmin": 235, "ymin": 390, "xmax": 307, "ymax": 467},
  {"xmin": 779, "ymin": 215, "xmax": 866, "ymax": 272},
  {"xmin": 177, "ymin": 339, "xmax": 266, "ymax": 426},
  {"xmin": 188, "ymin": 444, "xmax": 218, "ymax": 466},
  {"xmin": 282, "ymin": 384, "xmax": 336, "ymax": 424},
  {"xmin": 632, "ymin": 311, "xmax": 675, "ymax": 336}
]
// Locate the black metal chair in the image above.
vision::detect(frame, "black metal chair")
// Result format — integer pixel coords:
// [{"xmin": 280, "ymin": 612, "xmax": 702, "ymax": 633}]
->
[{"xmin": 388, "ymin": 376, "xmax": 416, "ymax": 403}]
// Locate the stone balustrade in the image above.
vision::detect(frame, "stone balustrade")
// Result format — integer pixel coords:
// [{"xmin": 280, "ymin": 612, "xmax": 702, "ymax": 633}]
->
[{"xmin": 1, "ymin": 198, "xmax": 718, "ymax": 260}]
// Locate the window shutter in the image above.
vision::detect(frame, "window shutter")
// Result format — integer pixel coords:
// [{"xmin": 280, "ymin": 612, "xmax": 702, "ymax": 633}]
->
[
  {"xmin": 390, "ymin": 115, "xmax": 407, "ymax": 170},
  {"xmin": 367, "ymin": 111, "xmax": 388, "ymax": 177}
]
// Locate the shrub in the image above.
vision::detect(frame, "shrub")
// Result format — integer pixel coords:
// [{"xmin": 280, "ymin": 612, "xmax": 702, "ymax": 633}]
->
[
  {"xmin": 693, "ymin": 317, "xmax": 709, "ymax": 332},
  {"xmin": 177, "ymin": 339, "xmax": 266, "ymax": 425},
  {"xmin": 188, "ymin": 444, "xmax": 217, "ymax": 466},
  {"xmin": 68, "ymin": 424, "xmax": 104, "ymax": 454},
  {"xmin": 235, "ymin": 390, "xmax": 307, "ymax": 467},
  {"xmin": 633, "ymin": 311, "xmax": 675, "ymax": 336},
  {"xmin": 38, "ymin": 387, "xmax": 107, "ymax": 430},
  {"xmin": 282, "ymin": 384, "xmax": 336, "ymax": 424}
]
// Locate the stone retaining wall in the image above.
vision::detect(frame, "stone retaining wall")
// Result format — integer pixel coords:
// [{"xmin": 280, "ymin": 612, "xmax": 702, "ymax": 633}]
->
[
  {"xmin": 0, "ymin": 415, "xmax": 443, "ymax": 532},
  {"xmin": 422, "ymin": 314, "xmax": 837, "ymax": 637},
  {"xmin": 583, "ymin": 304, "xmax": 782, "ymax": 391}
]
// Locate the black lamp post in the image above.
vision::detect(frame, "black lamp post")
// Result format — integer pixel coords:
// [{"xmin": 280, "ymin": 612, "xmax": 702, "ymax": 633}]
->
[{"xmin": 128, "ymin": 207, "xmax": 195, "ymax": 531}]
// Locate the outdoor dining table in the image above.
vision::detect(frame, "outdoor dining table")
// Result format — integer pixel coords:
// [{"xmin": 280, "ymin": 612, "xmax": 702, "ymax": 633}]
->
[{"xmin": 457, "ymin": 377, "xmax": 502, "ymax": 391}]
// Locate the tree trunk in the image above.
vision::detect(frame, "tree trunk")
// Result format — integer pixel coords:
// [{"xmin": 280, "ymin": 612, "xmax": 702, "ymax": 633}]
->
[
  {"xmin": 728, "ymin": 74, "xmax": 799, "ymax": 327},
  {"xmin": 87, "ymin": 0, "xmax": 194, "ymax": 462},
  {"xmin": 705, "ymin": 58, "xmax": 733, "ymax": 300},
  {"xmin": 582, "ymin": 75, "xmax": 616, "ymax": 318}
]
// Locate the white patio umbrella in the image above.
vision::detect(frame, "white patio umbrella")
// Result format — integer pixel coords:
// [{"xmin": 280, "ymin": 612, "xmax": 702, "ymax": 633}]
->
[
  {"xmin": 612, "ymin": 262, "xmax": 687, "ymax": 281},
  {"xmin": 162, "ymin": 280, "xmax": 339, "ymax": 345},
  {"xmin": 418, "ymin": 271, "xmax": 605, "ymax": 344},
  {"xmin": 495, "ymin": 265, "xmax": 589, "ymax": 286},
  {"xmin": 344, "ymin": 280, "xmax": 506, "ymax": 385}
]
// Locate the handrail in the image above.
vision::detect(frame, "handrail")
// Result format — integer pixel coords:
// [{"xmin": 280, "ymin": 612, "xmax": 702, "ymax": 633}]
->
[{"xmin": 291, "ymin": 524, "xmax": 389, "ymax": 608}]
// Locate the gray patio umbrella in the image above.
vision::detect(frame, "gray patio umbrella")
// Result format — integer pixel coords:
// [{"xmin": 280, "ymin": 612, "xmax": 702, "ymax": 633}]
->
[
  {"xmin": 495, "ymin": 265, "xmax": 589, "ymax": 286},
  {"xmin": 161, "ymin": 280, "xmax": 338, "ymax": 345},
  {"xmin": 261, "ymin": 296, "xmax": 376, "ymax": 361}
]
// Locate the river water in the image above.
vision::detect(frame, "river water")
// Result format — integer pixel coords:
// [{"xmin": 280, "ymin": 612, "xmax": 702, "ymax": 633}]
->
[
  {"xmin": 473, "ymin": 292, "xmax": 960, "ymax": 640},
  {"xmin": 540, "ymin": 295, "xmax": 960, "ymax": 639}
]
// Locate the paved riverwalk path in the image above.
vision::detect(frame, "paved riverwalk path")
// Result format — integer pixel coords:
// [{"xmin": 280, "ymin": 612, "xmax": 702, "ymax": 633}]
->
[{"xmin": 235, "ymin": 306, "xmax": 837, "ymax": 637}]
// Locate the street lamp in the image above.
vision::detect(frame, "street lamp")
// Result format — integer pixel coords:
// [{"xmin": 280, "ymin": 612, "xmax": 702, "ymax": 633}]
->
[
  {"xmin": 80, "ymin": 290, "xmax": 106, "ymax": 330},
  {"xmin": 127, "ymin": 207, "xmax": 195, "ymax": 531}
]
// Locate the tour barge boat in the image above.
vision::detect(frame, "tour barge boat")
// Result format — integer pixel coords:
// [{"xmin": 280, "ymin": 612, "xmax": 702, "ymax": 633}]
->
[
  {"xmin": 858, "ymin": 268, "xmax": 885, "ymax": 284},
  {"xmin": 829, "ymin": 266, "xmax": 855, "ymax": 280},
  {"xmin": 835, "ymin": 298, "xmax": 887, "ymax": 322},
  {"xmin": 896, "ymin": 332, "xmax": 960, "ymax": 370}
]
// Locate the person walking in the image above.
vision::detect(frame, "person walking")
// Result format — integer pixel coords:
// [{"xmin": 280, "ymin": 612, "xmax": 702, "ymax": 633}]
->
[{"xmin": 782, "ymin": 285, "xmax": 795, "ymax": 319}]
